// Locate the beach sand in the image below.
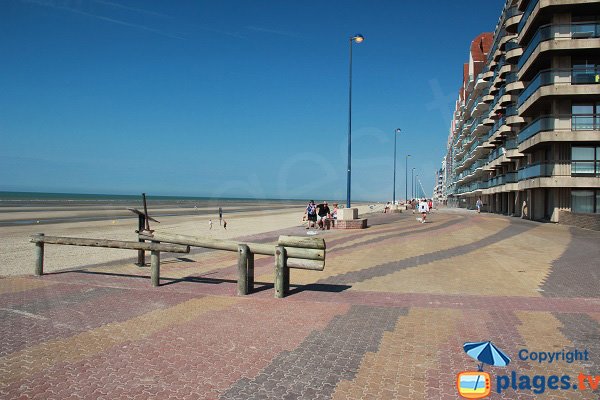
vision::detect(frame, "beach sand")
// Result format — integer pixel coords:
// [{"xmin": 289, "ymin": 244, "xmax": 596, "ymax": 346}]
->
[{"xmin": 0, "ymin": 203, "xmax": 381, "ymax": 276}]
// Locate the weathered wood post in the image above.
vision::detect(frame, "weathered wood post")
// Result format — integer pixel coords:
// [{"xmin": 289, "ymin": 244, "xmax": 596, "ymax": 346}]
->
[
  {"xmin": 237, "ymin": 244, "xmax": 249, "ymax": 295},
  {"xmin": 247, "ymin": 250, "xmax": 254, "ymax": 293},
  {"xmin": 274, "ymin": 245, "xmax": 287, "ymax": 298},
  {"xmin": 34, "ymin": 233, "xmax": 44, "ymax": 276},
  {"xmin": 136, "ymin": 213, "xmax": 146, "ymax": 266},
  {"xmin": 151, "ymin": 250, "xmax": 160, "ymax": 287}
]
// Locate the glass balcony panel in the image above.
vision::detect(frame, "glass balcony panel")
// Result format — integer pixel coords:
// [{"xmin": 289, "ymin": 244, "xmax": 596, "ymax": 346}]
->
[{"xmin": 572, "ymin": 161, "xmax": 596, "ymax": 175}]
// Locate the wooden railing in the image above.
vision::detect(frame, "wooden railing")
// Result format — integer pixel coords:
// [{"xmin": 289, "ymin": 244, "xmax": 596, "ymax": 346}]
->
[{"xmin": 31, "ymin": 232, "xmax": 326, "ymax": 298}]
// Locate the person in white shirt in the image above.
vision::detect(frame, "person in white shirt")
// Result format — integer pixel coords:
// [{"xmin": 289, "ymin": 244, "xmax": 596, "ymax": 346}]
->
[{"xmin": 417, "ymin": 199, "xmax": 430, "ymax": 223}]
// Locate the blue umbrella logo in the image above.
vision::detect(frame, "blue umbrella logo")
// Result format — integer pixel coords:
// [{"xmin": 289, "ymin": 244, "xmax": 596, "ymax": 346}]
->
[{"xmin": 463, "ymin": 341, "xmax": 511, "ymax": 371}]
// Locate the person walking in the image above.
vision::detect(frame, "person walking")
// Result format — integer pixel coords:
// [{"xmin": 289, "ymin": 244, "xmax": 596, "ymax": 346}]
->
[
  {"xmin": 417, "ymin": 199, "xmax": 429, "ymax": 223},
  {"xmin": 209, "ymin": 219, "xmax": 213, "ymax": 230},
  {"xmin": 476, "ymin": 197, "xmax": 483, "ymax": 214},
  {"xmin": 305, "ymin": 200, "xmax": 317, "ymax": 230},
  {"xmin": 218, "ymin": 207, "xmax": 223, "ymax": 225},
  {"xmin": 223, "ymin": 219, "xmax": 227, "ymax": 230}
]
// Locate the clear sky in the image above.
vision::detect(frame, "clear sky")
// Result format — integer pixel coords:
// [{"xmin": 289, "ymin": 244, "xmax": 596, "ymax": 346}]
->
[{"xmin": 0, "ymin": 0, "xmax": 503, "ymax": 201}]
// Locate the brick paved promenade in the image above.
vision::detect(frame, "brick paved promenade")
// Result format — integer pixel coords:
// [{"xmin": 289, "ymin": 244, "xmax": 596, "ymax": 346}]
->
[{"xmin": 1, "ymin": 209, "xmax": 599, "ymax": 399}]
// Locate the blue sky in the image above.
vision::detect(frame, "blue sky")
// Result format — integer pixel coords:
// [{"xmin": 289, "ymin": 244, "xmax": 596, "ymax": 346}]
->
[{"xmin": 0, "ymin": 0, "xmax": 502, "ymax": 201}]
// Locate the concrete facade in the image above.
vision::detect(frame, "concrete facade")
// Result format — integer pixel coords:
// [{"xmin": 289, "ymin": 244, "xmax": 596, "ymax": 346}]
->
[{"xmin": 442, "ymin": 0, "xmax": 600, "ymax": 223}]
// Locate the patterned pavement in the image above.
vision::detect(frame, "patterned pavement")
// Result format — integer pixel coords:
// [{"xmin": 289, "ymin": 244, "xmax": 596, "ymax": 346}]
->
[{"xmin": 1, "ymin": 208, "xmax": 600, "ymax": 399}]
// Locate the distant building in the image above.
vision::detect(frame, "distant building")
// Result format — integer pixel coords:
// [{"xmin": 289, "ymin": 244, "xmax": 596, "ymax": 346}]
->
[{"xmin": 443, "ymin": 0, "xmax": 600, "ymax": 228}]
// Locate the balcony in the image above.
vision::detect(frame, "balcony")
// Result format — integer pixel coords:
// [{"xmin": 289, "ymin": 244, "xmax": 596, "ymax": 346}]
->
[
  {"xmin": 505, "ymin": 6, "xmax": 523, "ymax": 33},
  {"xmin": 488, "ymin": 172, "xmax": 518, "ymax": 188},
  {"xmin": 517, "ymin": 0, "xmax": 539, "ymax": 34},
  {"xmin": 505, "ymin": 40, "xmax": 523, "ymax": 62},
  {"xmin": 518, "ymin": 68, "xmax": 600, "ymax": 112},
  {"xmin": 518, "ymin": 23, "xmax": 600, "ymax": 73},
  {"xmin": 518, "ymin": 114, "xmax": 600, "ymax": 150}
]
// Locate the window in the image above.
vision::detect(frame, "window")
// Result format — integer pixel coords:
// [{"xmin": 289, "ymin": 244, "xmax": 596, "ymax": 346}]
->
[
  {"xmin": 572, "ymin": 103, "xmax": 600, "ymax": 130},
  {"xmin": 571, "ymin": 146, "xmax": 599, "ymax": 176},
  {"xmin": 572, "ymin": 190, "xmax": 599, "ymax": 214},
  {"xmin": 572, "ymin": 64, "xmax": 598, "ymax": 84}
]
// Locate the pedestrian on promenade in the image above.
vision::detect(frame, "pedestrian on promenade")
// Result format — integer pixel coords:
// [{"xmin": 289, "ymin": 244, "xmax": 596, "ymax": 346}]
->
[
  {"xmin": 316, "ymin": 201, "xmax": 331, "ymax": 230},
  {"xmin": 305, "ymin": 200, "xmax": 317, "ymax": 230},
  {"xmin": 476, "ymin": 197, "xmax": 483, "ymax": 214},
  {"xmin": 209, "ymin": 219, "xmax": 213, "ymax": 230},
  {"xmin": 417, "ymin": 199, "xmax": 429, "ymax": 223},
  {"xmin": 521, "ymin": 200, "xmax": 528, "ymax": 219}
]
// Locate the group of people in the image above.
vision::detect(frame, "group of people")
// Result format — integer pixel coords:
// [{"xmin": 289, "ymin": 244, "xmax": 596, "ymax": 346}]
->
[
  {"xmin": 304, "ymin": 200, "xmax": 338, "ymax": 230},
  {"xmin": 208, "ymin": 207, "xmax": 227, "ymax": 230}
]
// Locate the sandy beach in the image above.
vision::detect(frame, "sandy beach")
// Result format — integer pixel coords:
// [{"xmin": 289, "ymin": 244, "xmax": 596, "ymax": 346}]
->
[{"xmin": 0, "ymin": 200, "xmax": 379, "ymax": 276}]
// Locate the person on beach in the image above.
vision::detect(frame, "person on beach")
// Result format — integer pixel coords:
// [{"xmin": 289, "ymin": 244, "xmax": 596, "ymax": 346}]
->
[
  {"xmin": 305, "ymin": 200, "xmax": 317, "ymax": 229},
  {"xmin": 316, "ymin": 201, "xmax": 331, "ymax": 230},
  {"xmin": 417, "ymin": 199, "xmax": 429, "ymax": 223},
  {"xmin": 223, "ymin": 219, "xmax": 227, "ymax": 229},
  {"xmin": 476, "ymin": 197, "xmax": 483, "ymax": 214},
  {"xmin": 209, "ymin": 219, "xmax": 213, "ymax": 230},
  {"xmin": 218, "ymin": 207, "xmax": 223, "ymax": 225},
  {"xmin": 384, "ymin": 202, "xmax": 391, "ymax": 213}
]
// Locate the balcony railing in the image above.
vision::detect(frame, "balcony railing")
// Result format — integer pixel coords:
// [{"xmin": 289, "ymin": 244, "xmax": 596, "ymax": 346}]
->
[
  {"xmin": 518, "ymin": 23, "xmax": 600, "ymax": 70},
  {"xmin": 518, "ymin": 0, "xmax": 539, "ymax": 33},
  {"xmin": 518, "ymin": 68, "xmax": 600, "ymax": 107},
  {"xmin": 518, "ymin": 114, "xmax": 600, "ymax": 143},
  {"xmin": 487, "ymin": 172, "xmax": 518, "ymax": 188},
  {"xmin": 517, "ymin": 160, "xmax": 600, "ymax": 179}
]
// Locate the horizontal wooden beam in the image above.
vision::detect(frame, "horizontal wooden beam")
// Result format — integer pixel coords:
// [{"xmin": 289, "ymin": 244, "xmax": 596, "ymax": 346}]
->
[
  {"xmin": 278, "ymin": 235, "xmax": 326, "ymax": 250},
  {"xmin": 139, "ymin": 232, "xmax": 324, "ymax": 261},
  {"xmin": 30, "ymin": 235, "xmax": 189, "ymax": 253}
]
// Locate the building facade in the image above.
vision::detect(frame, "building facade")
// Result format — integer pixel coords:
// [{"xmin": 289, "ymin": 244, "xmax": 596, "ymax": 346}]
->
[{"xmin": 444, "ymin": 0, "xmax": 600, "ymax": 225}]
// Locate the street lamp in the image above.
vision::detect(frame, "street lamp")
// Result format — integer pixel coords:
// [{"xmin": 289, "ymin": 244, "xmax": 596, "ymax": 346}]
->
[
  {"xmin": 346, "ymin": 33, "xmax": 364, "ymax": 209},
  {"xmin": 415, "ymin": 174, "xmax": 419, "ymax": 199},
  {"xmin": 393, "ymin": 128, "xmax": 401, "ymax": 204},
  {"xmin": 411, "ymin": 167, "xmax": 415, "ymax": 199},
  {"xmin": 405, "ymin": 154, "xmax": 411, "ymax": 203}
]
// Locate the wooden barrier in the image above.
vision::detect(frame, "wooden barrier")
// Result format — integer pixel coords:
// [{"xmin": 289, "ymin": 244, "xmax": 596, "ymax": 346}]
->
[
  {"xmin": 138, "ymin": 232, "xmax": 326, "ymax": 298},
  {"xmin": 30, "ymin": 234, "xmax": 190, "ymax": 287}
]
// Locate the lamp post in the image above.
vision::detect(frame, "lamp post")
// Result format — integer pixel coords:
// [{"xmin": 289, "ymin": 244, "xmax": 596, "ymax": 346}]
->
[
  {"xmin": 415, "ymin": 174, "xmax": 419, "ymax": 199},
  {"xmin": 346, "ymin": 33, "xmax": 364, "ymax": 209},
  {"xmin": 405, "ymin": 154, "xmax": 411, "ymax": 204},
  {"xmin": 411, "ymin": 167, "xmax": 415, "ymax": 199},
  {"xmin": 393, "ymin": 128, "xmax": 401, "ymax": 204}
]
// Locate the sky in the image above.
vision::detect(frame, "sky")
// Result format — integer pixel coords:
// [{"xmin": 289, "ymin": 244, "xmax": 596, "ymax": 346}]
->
[{"xmin": 0, "ymin": 0, "xmax": 503, "ymax": 201}]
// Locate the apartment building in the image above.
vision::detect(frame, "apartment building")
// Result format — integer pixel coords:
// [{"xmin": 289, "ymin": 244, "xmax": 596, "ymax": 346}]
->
[{"xmin": 444, "ymin": 0, "xmax": 600, "ymax": 227}]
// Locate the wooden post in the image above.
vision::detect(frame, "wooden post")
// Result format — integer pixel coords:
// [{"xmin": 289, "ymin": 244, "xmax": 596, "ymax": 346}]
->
[
  {"xmin": 247, "ymin": 250, "xmax": 254, "ymax": 293},
  {"xmin": 274, "ymin": 245, "xmax": 287, "ymax": 298},
  {"xmin": 137, "ymin": 214, "xmax": 145, "ymax": 266},
  {"xmin": 34, "ymin": 233, "xmax": 44, "ymax": 276},
  {"xmin": 151, "ymin": 250, "xmax": 160, "ymax": 287},
  {"xmin": 237, "ymin": 244, "xmax": 249, "ymax": 296}
]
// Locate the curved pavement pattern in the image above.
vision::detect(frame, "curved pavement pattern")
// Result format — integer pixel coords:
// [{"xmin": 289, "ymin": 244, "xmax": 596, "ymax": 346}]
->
[{"xmin": 1, "ymin": 209, "xmax": 599, "ymax": 399}]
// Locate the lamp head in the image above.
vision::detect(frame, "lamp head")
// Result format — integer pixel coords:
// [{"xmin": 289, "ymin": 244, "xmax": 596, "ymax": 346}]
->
[
  {"xmin": 395, "ymin": 128, "xmax": 401, "ymax": 134},
  {"xmin": 352, "ymin": 34, "xmax": 365, "ymax": 43}
]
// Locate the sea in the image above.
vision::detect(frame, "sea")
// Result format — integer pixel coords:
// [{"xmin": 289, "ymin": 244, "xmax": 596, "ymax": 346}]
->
[{"xmin": 0, "ymin": 191, "xmax": 307, "ymax": 227}]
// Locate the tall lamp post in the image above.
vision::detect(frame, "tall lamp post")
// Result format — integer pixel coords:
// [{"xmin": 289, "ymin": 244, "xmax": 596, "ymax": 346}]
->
[
  {"xmin": 415, "ymin": 174, "xmax": 419, "ymax": 199},
  {"xmin": 411, "ymin": 167, "xmax": 415, "ymax": 199},
  {"xmin": 392, "ymin": 128, "xmax": 401, "ymax": 204},
  {"xmin": 405, "ymin": 154, "xmax": 411, "ymax": 204},
  {"xmin": 346, "ymin": 33, "xmax": 364, "ymax": 209}
]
